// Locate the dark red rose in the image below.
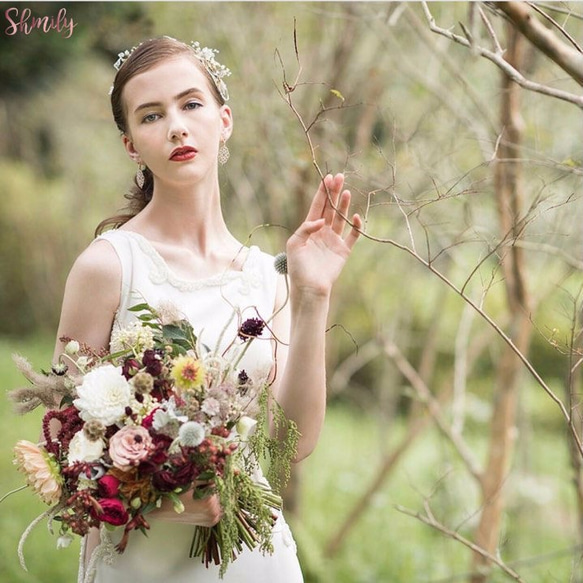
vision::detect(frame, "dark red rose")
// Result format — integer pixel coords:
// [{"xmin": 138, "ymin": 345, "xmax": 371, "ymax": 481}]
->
[
  {"xmin": 152, "ymin": 470, "xmax": 181, "ymax": 492},
  {"xmin": 94, "ymin": 498, "xmax": 129, "ymax": 526},
  {"xmin": 152, "ymin": 456, "xmax": 196, "ymax": 491},
  {"xmin": 98, "ymin": 475, "xmax": 121, "ymax": 498},
  {"xmin": 122, "ymin": 358, "xmax": 141, "ymax": 379}
]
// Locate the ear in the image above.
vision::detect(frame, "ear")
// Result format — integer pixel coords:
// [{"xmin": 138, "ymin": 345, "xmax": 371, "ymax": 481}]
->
[
  {"xmin": 122, "ymin": 134, "xmax": 141, "ymax": 164},
  {"xmin": 219, "ymin": 105, "xmax": 233, "ymax": 142}
]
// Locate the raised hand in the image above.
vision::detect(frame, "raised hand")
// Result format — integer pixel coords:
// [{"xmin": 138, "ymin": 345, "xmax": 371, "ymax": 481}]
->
[{"xmin": 286, "ymin": 173, "xmax": 362, "ymax": 299}]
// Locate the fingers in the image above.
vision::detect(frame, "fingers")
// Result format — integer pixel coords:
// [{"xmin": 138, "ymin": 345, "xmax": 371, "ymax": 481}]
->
[
  {"xmin": 321, "ymin": 174, "xmax": 344, "ymax": 225},
  {"xmin": 305, "ymin": 173, "xmax": 343, "ymax": 222},
  {"xmin": 344, "ymin": 213, "xmax": 362, "ymax": 250},
  {"xmin": 300, "ymin": 173, "xmax": 361, "ymax": 249},
  {"xmin": 331, "ymin": 189, "xmax": 351, "ymax": 234}
]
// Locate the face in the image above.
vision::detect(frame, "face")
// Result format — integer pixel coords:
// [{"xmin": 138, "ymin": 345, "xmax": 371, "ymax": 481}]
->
[{"xmin": 121, "ymin": 55, "xmax": 232, "ymax": 188}]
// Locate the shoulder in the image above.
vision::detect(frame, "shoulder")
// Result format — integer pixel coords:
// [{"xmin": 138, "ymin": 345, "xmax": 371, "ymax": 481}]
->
[
  {"xmin": 55, "ymin": 238, "xmax": 122, "ymax": 354},
  {"xmin": 71, "ymin": 239, "xmax": 121, "ymax": 277},
  {"xmin": 68, "ymin": 237, "xmax": 121, "ymax": 287}
]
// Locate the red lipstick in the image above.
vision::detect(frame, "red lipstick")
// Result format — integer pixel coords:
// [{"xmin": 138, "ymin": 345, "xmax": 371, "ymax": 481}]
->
[{"xmin": 170, "ymin": 146, "xmax": 197, "ymax": 161}]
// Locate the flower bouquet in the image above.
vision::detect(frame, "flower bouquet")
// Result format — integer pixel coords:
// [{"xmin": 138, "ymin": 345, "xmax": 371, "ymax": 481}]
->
[{"xmin": 6, "ymin": 303, "xmax": 298, "ymax": 579}]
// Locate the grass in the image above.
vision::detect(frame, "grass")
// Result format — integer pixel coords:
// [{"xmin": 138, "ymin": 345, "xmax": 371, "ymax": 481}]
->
[{"xmin": 0, "ymin": 335, "xmax": 579, "ymax": 582}]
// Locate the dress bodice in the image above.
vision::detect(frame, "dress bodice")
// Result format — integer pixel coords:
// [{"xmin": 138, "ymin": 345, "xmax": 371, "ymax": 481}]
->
[{"xmin": 96, "ymin": 229, "xmax": 278, "ymax": 381}]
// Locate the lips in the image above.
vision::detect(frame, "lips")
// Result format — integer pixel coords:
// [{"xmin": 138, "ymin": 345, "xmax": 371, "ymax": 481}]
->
[{"xmin": 169, "ymin": 146, "xmax": 198, "ymax": 161}]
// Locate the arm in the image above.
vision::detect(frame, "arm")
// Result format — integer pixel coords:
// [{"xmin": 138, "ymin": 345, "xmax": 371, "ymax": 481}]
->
[{"xmin": 271, "ymin": 173, "xmax": 361, "ymax": 461}]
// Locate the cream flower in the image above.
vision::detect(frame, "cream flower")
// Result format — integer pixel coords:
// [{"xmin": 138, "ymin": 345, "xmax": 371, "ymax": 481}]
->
[
  {"xmin": 13, "ymin": 440, "xmax": 63, "ymax": 505},
  {"xmin": 73, "ymin": 364, "xmax": 132, "ymax": 426},
  {"xmin": 110, "ymin": 321, "xmax": 155, "ymax": 354},
  {"xmin": 68, "ymin": 431, "xmax": 104, "ymax": 464},
  {"xmin": 236, "ymin": 416, "xmax": 258, "ymax": 441}
]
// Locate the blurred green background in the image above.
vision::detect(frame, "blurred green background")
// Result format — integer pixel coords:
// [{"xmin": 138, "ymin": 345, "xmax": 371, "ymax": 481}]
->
[{"xmin": 1, "ymin": 2, "xmax": 582, "ymax": 582}]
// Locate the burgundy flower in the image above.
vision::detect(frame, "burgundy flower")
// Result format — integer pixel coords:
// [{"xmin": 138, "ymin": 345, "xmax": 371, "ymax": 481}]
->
[
  {"xmin": 142, "ymin": 408, "xmax": 159, "ymax": 429},
  {"xmin": 142, "ymin": 349, "xmax": 163, "ymax": 376},
  {"xmin": 238, "ymin": 318, "xmax": 265, "ymax": 342},
  {"xmin": 98, "ymin": 475, "xmax": 121, "ymax": 498},
  {"xmin": 138, "ymin": 437, "xmax": 171, "ymax": 473},
  {"xmin": 152, "ymin": 456, "xmax": 196, "ymax": 491},
  {"xmin": 122, "ymin": 357, "xmax": 141, "ymax": 379},
  {"xmin": 93, "ymin": 498, "xmax": 129, "ymax": 526}
]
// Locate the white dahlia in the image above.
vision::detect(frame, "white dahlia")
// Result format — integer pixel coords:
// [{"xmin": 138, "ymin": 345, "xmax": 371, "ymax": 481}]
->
[{"xmin": 73, "ymin": 364, "xmax": 132, "ymax": 426}]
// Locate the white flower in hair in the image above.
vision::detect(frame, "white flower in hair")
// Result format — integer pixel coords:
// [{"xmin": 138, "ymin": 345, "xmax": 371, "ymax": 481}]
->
[{"xmin": 111, "ymin": 38, "xmax": 231, "ymax": 102}]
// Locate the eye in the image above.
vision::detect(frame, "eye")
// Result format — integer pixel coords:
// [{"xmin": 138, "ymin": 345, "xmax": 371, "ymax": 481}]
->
[
  {"xmin": 141, "ymin": 112, "xmax": 160, "ymax": 124},
  {"xmin": 184, "ymin": 101, "xmax": 202, "ymax": 111}
]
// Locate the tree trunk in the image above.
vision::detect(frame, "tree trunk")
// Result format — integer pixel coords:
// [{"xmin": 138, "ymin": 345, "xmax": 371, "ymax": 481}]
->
[{"xmin": 470, "ymin": 22, "xmax": 533, "ymax": 583}]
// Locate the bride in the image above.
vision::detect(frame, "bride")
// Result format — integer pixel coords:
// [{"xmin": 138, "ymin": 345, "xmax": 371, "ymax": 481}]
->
[{"xmin": 53, "ymin": 36, "xmax": 361, "ymax": 582}]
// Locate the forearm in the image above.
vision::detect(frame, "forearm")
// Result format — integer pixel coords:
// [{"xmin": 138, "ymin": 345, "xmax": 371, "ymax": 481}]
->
[{"xmin": 276, "ymin": 290, "xmax": 330, "ymax": 461}]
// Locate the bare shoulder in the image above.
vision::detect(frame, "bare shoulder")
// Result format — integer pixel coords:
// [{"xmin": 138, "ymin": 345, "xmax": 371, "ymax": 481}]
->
[
  {"xmin": 55, "ymin": 239, "xmax": 121, "ymax": 355},
  {"xmin": 68, "ymin": 238, "xmax": 121, "ymax": 285}
]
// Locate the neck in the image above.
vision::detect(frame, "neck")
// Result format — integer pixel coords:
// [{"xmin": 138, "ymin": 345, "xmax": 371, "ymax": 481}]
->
[{"xmin": 131, "ymin": 175, "xmax": 238, "ymax": 256}]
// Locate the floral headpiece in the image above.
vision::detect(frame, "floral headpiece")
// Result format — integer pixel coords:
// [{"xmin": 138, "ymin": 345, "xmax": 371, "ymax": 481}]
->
[{"xmin": 111, "ymin": 38, "xmax": 231, "ymax": 102}]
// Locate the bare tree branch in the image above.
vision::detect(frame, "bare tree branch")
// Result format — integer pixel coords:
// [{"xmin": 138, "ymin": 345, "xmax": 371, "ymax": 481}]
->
[
  {"xmin": 495, "ymin": 1, "xmax": 583, "ymax": 84},
  {"xmin": 421, "ymin": 1, "xmax": 583, "ymax": 109}
]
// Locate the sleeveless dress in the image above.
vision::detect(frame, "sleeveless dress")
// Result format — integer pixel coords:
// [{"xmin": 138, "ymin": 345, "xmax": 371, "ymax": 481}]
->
[{"xmin": 83, "ymin": 229, "xmax": 303, "ymax": 583}]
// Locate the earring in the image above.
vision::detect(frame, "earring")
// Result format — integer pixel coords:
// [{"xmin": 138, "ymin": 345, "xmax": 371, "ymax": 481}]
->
[
  {"xmin": 136, "ymin": 163, "xmax": 145, "ymax": 189},
  {"xmin": 218, "ymin": 141, "xmax": 230, "ymax": 165}
]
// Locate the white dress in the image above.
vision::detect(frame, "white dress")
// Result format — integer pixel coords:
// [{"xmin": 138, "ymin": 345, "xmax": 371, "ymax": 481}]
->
[{"xmin": 84, "ymin": 230, "xmax": 303, "ymax": 583}]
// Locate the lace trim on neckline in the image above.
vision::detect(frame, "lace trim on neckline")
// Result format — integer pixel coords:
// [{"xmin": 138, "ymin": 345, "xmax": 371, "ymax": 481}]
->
[{"xmin": 118, "ymin": 230, "xmax": 260, "ymax": 292}]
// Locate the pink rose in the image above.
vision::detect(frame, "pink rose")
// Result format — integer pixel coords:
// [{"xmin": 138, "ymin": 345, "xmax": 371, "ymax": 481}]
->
[
  {"xmin": 93, "ymin": 498, "xmax": 129, "ymax": 526},
  {"xmin": 108, "ymin": 426, "xmax": 153, "ymax": 471}
]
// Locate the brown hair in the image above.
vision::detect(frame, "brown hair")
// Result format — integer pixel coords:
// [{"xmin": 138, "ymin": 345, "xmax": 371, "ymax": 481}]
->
[{"xmin": 96, "ymin": 36, "xmax": 226, "ymax": 235}]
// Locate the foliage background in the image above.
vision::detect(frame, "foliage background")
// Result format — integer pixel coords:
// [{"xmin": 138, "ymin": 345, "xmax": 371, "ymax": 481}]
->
[{"xmin": 1, "ymin": 2, "xmax": 582, "ymax": 582}]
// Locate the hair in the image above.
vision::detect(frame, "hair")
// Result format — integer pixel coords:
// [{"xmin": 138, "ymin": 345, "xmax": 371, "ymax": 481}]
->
[{"xmin": 96, "ymin": 37, "xmax": 226, "ymax": 235}]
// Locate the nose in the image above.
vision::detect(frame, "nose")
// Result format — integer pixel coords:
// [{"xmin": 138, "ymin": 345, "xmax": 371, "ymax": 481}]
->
[{"xmin": 167, "ymin": 114, "xmax": 189, "ymax": 141}]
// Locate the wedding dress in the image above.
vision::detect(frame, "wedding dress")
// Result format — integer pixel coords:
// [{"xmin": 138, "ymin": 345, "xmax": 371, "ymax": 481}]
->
[{"xmin": 83, "ymin": 229, "xmax": 303, "ymax": 583}]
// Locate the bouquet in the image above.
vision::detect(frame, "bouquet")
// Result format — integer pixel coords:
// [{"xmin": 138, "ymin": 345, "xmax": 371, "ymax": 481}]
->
[{"xmin": 6, "ymin": 302, "xmax": 298, "ymax": 579}]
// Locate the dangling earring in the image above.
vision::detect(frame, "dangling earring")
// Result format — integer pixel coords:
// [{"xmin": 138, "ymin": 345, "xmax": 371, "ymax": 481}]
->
[
  {"xmin": 218, "ymin": 140, "xmax": 230, "ymax": 165},
  {"xmin": 136, "ymin": 163, "xmax": 146, "ymax": 189}
]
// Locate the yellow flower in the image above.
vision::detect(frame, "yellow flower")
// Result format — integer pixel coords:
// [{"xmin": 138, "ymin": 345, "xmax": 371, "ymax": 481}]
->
[
  {"xmin": 13, "ymin": 440, "xmax": 63, "ymax": 505},
  {"xmin": 170, "ymin": 355, "xmax": 205, "ymax": 392}
]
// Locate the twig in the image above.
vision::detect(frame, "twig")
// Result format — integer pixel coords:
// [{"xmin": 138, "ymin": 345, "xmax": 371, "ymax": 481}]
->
[
  {"xmin": 396, "ymin": 503, "xmax": 527, "ymax": 582},
  {"xmin": 478, "ymin": 4, "xmax": 504, "ymax": 54},
  {"xmin": 535, "ymin": 3, "xmax": 583, "ymax": 20},
  {"xmin": 383, "ymin": 341, "xmax": 483, "ymax": 483},
  {"xmin": 526, "ymin": 1, "xmax": 583, "ymax": 54}
]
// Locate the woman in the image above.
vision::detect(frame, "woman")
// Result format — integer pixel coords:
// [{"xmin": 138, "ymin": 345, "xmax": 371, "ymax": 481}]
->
[{"xmin": 54, "ymin": 36, "xmax": 361, "ymax": 582}]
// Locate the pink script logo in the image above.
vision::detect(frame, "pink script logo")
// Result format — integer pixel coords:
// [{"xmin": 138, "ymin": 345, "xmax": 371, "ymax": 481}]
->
[{"xmin": 4, "ymin": 7, "xmax": 77, "ymax": 39}]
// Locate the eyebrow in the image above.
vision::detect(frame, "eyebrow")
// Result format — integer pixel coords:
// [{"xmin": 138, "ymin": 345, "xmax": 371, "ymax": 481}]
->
[{"xmin": 133, "ymin": 87, "xmax": 204, "ymax": 115}]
